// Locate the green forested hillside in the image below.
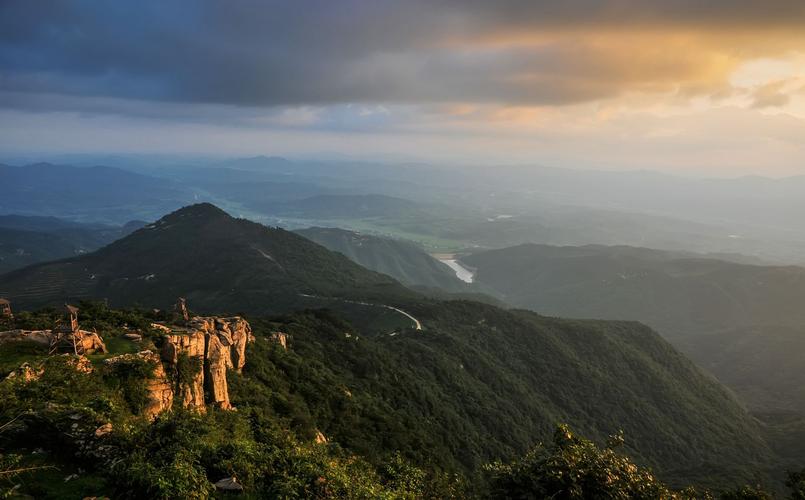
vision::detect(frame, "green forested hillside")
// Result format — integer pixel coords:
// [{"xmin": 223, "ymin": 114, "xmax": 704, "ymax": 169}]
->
[
  {"xmin": 234, "ymin": 301, "xmax": 778, "ymax": 490},
  {"xmin": 462, "ymin": 243, "xmax": 805, "ymax": 413},
  {"xmin": 0, "ymin": 204, "xmax": 415, "ymax": 314},
  {"xmin": 0, "ymin": 216, "xmax": 145, "ymax": 274},
  {"xmin": 0, "ymin": 301, "xmax": 786, "ymax": 497},
  {"xmin": 295, "ymin": 227, "xmax": 466, "ymax": 291}
]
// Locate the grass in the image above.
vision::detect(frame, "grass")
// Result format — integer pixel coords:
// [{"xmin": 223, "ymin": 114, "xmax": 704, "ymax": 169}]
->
[
  {"xmin": 104, "ymin": 334, "xmax": 143, "ymax": 356},
  {"xmin": 10, "ymin": 452, "xmax": 108, "ymax": 499},
  {"xmin": 0, "ymin": 341, "xmax": 48, "ymax": 377}
]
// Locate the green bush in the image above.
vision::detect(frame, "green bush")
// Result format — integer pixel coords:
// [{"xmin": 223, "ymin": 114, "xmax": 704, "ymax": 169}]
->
[
  {"xmin": 106, "ymin": 356, "xmax": 156, "ymax": 415},
  {"xmin": 174, "ymin": 351, "xmax": 202, "ymax": 387},
  {"xmin": 486, "ymin": 424, "xmax": 699, "ymax": 500}
]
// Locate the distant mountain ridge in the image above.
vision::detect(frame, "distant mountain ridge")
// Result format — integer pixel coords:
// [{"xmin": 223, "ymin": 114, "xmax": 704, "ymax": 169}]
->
[
  {"xmin": 271, "ymin": 194, "xmax": 421, "ymax": 218},
  {"xmin": 295, "ymin": 227, "xmax": 466, "ymax": 291},
  {"xmin": 0, "ymin": 215, "xmax": 145, "ymax": 274},
  {"xmin": 0, "ymin": 162, "xmax": 192, "ymax": 223}
]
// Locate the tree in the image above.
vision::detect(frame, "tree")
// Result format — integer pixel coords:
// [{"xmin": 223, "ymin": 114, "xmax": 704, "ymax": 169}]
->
[{"xmin": 486, "ymin": 424, "xmax": 702, "ymax": 500}]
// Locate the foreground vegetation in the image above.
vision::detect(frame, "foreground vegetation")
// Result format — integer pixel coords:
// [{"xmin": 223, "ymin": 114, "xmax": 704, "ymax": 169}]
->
[{"xmin": 0, "ymin": 303, "xmax": 801, "ymax": 497}]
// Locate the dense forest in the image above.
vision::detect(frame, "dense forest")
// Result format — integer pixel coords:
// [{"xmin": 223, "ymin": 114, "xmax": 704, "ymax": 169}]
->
[{"xmin": 1, "ymin": 302, "xmax": 801, "ymax": 498}]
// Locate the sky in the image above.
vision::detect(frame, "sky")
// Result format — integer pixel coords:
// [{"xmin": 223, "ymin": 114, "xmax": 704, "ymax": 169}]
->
[{"xmin": 1, "ymin": 1, "xmax": 805, "ymax": 176}]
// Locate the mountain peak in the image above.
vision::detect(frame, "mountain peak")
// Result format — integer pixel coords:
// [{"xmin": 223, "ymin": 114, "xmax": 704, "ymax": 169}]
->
[{"xmin": 159, "ymin": 203, "xmax": 231, "ymax": 223}]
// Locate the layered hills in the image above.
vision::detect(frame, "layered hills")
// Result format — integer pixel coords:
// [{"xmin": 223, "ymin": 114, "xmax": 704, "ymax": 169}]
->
[
  {"xmin": 0, "ymin": 215, "xmax": 145, "ymax": 274},
  {"xmin": 0, "ymin": 162, "xmax": 192, "ymax": 223},
  {"xmin": 461, "ymin": 243, "xmax": 805, "ymax": 413}
]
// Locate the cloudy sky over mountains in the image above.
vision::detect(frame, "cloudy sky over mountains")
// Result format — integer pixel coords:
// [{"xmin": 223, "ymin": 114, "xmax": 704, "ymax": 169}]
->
[{"xmin": 2, "ymin": 1, "xmax": 805, "ymax": 175}]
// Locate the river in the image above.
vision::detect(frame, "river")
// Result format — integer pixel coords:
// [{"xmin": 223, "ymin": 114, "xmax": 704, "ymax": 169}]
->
[{"xmin": 435, "ymin": 256, "xmax": 475, "ymax": 283}]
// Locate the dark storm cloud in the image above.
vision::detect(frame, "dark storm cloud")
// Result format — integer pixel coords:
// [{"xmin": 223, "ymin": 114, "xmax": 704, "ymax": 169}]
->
[{"xmin": 1, "ymin": 0, "xmax": 805, "ymax": 110}]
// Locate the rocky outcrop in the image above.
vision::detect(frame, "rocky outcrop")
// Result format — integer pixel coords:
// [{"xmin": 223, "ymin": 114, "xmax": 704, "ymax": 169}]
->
[
  {"xmin": 0, "ymin": 329, "xmax": 53, "ymax": 345},
  {"xmin": 162, "ymin": 330, "xmax": 206, "ymax": 411},
  {"xmin": 104, "ymin": 351, "xmax": 173, "ymax": 420},
  {"xmin": 157, "ymin": 315, "xmax": 254, "ymax": 414},
  {"xmin": 188, "ymin": 316, "xmax": 253, "ymax": 373},
  {"xmin": 5, "ymin": 362, "xmax": 44, "ymax": 382},
  {"xmin": 269, "ymin": 331, "xmax": 288, "ymax": 350},
  {"xmin": 64, "ymin": 354, "xmax": 94, "ymax": 374},
  {"xmin": 0, "ymin": 328, "xmax": 107, "ymax": 354},
  {"xmin": 205, "ymin": 333, "xmax": 232, "ymax": 409},
  {"xmin": 6, "ymin": 354, "xmax": 93, "ymax": 384},
  {"xmin": 69, "ymin": 330, "xmax": 108, "ymax": 354}
]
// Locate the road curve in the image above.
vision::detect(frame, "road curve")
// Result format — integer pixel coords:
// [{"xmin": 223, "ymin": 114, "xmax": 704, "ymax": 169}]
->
[{"xmin": 298, "ymin": 294, "xmax": 422, "ymax": 331}]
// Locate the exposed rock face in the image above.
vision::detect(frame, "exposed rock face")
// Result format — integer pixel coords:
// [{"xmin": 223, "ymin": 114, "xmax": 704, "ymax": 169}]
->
[
  {"xmin": 72, "ymin": 330, "xmax": 108, "ymax": 354},
  {"xmin": 105, "ymin": 351, "xmax": 173, "ymax": 420},
  {"xmin": 225, "ymin": 317, "xmax": 253, "ymax": 373},
  {"xmin": 162, "ymin": 330, "xmax": 206, "ymax": 411},
  {"xmin": 269, "ymin": 331, "xmax": 288, "ymax": 350},
  {"xmin": 205, "ymin": 333, "xmax": 232, "ymax": 409},
  {"xmin": 158, "ymin": 315, "xmax": 254, "ymax": 413}
]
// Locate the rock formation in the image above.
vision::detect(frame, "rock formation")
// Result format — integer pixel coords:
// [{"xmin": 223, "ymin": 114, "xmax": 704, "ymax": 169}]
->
[
  {"xmin": 205, "ymin": 333, "xmax": 232, "ymax": 409},
  {"xmin": 2, "ymin": 299, "xmax": 252, "ymax": 419},
  {"xmin": 156, "ymin": 313, "xmax": 254, "ymax": 413},
  {"xmin": 162, "ymin": 330, "xmax": 206, "ymax": 411},
  {"xmin": 55, "ymin": 329, "xmax": 107, "ymax": 355},
  {"xmin": 104, "ymin": 351, "xmax": 173, "ymax": 420},
  {"xmin": 6, "ymin": 354, "xmax": 93, "ymax": 383},
  {"xmin": 269, "ymin": 331, "xmax": 288, "ymax": 350}
]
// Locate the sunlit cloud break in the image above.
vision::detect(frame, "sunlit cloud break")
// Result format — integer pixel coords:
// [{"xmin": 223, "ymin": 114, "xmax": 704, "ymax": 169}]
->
[{"xmin": 2, "ymin": 0, "xmax": 805, "ymax": 175}]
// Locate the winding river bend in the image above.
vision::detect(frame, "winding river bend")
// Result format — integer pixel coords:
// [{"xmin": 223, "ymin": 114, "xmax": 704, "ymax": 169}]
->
[{"xmin": 433, "ymin": 254, "xmax": 475, "ymax": 283}]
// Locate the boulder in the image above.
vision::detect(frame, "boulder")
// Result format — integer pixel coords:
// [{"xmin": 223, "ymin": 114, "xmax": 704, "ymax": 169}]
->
[
  {"xmin": 94, "ymin": 423, "xmax": 113, "ymax": 438},
  {"xmin": 122, "ymin": 333, "xmax": 142, "ymax": 342},
  {"xmin": 75, "ymin": 330, "xmax": 107, "ymax": 354}
]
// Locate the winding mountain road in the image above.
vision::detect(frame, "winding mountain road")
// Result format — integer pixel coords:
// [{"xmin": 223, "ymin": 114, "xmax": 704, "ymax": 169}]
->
[{"xmin": 298, "ymin": 294, "xmax": 422, "ymax": 331}]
